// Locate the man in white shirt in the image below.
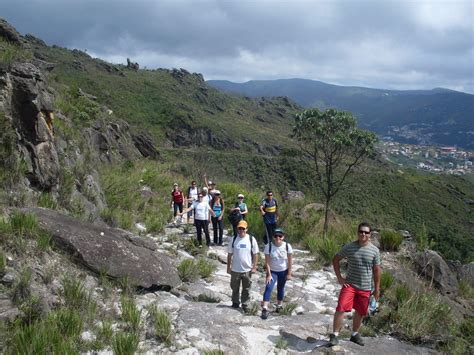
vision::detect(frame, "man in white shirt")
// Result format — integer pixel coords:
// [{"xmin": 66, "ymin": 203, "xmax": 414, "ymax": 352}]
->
[{"xmin": 227, "ymin": 220, "xmax": 259, "ymax": 312}]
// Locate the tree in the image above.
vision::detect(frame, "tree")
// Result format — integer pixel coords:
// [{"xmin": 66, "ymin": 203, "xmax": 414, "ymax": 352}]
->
[{"xmin": 292, "ymin": 108, "xmax": 378, "ymax": 237}]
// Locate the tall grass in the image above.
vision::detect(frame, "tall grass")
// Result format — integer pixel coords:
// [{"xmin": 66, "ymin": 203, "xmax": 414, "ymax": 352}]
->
[
  {"xmin": 112, "ymin": 331, "xmax": 139, "ymax": 355},
  {"xmin": 147, "ymin": 304, "xmax": 172, "ymax": 344},
  {"xmin": 380, "ymin": 230, "xmax": 403, "ymax": 251},
  {"xmin": 120, "ymin": 296, "xmax": 141, "ymax": 333},
  {"xmin": 177, "ymin": 258, "xmax": 198, "ymax": 282}
]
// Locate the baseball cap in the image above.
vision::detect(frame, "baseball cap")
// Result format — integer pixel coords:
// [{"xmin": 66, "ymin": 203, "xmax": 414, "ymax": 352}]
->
[
  {"xmin": 208, "ymin": 180, "xmax": 214, "ymax": 185},
  {"xmin": 173, "ymin": 183, "xmax": 178, "ymax": 186},
  {"xmin": 214, "ymin": 190, "xmax": 221, "ymax": 195},
  {"xmin": 237, "ymin": 193, "xmax": 244, "ymax": 198},
  {"xmin": 274, "ymin": 228, "xmax": 285, "ymax": 236},
  {"xmin": 237, "ymin": 220, "xmax": 248, "ymax": 229}
]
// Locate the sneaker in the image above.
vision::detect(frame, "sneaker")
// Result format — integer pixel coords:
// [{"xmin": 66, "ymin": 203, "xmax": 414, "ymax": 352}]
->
[
  {"xmin": 261, "ymin": 308, "xmax": 268, "ymax": 320},
  {"xmin": 328, "ymin": 334, "xmax": 339, "ymax": 347},
  {"xmin": 231, "ymin": 303, "xmax": 239, "ymax": 309},
  {"xmin": 350, "ymin": 333, "xmax": 364, "ymax": 346}
]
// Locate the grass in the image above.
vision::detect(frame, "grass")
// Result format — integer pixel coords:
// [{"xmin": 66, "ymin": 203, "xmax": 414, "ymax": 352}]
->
[
  {"xmin": 61, "ymin": 275, "xmax": 96, "ymax": 319},
  {"xmin": 459, "ymin": 279, "xmax": 474, "ymax": 299},
  {"xmin": 120, "ymin": 296, "xmax": 141, "ymax": 333},
  {"xmin": 380, "ymin": 230, "xmax": 403, "ymax": 251},
  {"xmin": 37, "ymin": 192, "xmax": 58, "ymax": 209},
  {"xmin": 278, "ymin": 303, "xmax": 298, "ymax": 316},
  {"xmin": 0, "ymin": 249, "xmax": 5, "ymax": 274},
  {"xmin": 197, "ymin": 257, "xmax": 216, "ymax": 279},
  {"xmin": 197, "ymin": 293, "xmax": 221, "ymax": 303},
  {"xmin": 11, "ymin": 267, "xmax": 32, "ymax": 304},
  {"xmin": 147, "ymin": 304, "xmax": 172, "ymax": 344},
  {"xmin": 177, "ymin": 258, "xmax": 199, "ymax": 282},
  {"xmin": 380, "ymin": 270, "xmax": 394, "ymax": 293},
  {"xmin": 275, "ymin": 336, "xmax": 288, "ymax": 349},
  {"xmin": 112, "ymin": 331, "xmax": 139, "ymax": 355}
]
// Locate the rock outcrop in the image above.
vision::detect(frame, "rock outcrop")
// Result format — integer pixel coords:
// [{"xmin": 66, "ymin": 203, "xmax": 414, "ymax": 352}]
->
[
  {"xmin": 22, "ymin": 207, "xmax": 181, "ymax": 290},
  {"xmin": 0, "ymin": 61, "xmax": 60, "ymax": 190},
  {"xmin": 413, "ymin": 250, "xmax": 459, "ymax": 296}
]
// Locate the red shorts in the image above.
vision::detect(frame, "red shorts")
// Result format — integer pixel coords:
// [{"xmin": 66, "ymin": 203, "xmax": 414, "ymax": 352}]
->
[{"xmin": 336, "ymin": 284, "xmax": 371, "ymax": 316}]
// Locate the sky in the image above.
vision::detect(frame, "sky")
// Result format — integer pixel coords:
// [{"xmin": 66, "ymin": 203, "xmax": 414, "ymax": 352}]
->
[{"xmin": 1, "ymin": 0, "xmax": 473, "ymax": 93}]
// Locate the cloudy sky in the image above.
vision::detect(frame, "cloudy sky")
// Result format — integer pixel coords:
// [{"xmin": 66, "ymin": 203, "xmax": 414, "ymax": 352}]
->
[{"xmin": 2, "ymin": 0, "xmax": 473, "ymax": 93}]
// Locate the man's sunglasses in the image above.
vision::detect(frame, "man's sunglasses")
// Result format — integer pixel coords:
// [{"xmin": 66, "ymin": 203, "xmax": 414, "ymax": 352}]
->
[
  {"xmin": 237, "ymin": 227, "xmax": 246, "ymax": 230},
  {"xmin": 358, "ymin": 230, "xmax": 370, "ymax": 235},
  {"xmin": 274, "ymin": 235, "xmax": 284, "ymax": 238}
]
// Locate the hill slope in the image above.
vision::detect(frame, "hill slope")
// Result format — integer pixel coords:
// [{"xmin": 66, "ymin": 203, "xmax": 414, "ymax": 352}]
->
[{"xmin": 207, "ymin": 78, "xmax": 474, "ymax": 149}]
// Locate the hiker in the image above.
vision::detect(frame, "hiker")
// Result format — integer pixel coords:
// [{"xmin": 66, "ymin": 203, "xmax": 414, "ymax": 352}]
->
[
  {"xmin": 260, "ymin": 190, "xmax": 278, "ymax": 245},
  {"xmin": 210, "ymin": 190, "xmax": 225, "ymax": 245},
  {"xmin": 227, "ymin": 220, "xmax": 259, "ymax": 312},
  {"xmin": 201, "ymin": 187, "xmax": 212, "ymax": 204},
  {"xmin": 328, "ymin": 222, "xmax": 381, "ymax": 347},
  {"xmin": 185, "ymin": 180, "xmax": 198, "ymax": 223},
  {"xmin": 204, "ymin": 174, "xmax": 218, "ymax": 198},
  {"xmin": 261, "ymin": 228, "xmax": 293, "ymax": 320},
  {"xmin": 229, "ymin": 193, "xmax": 248, "ymax": 237},
  {"xmin": 181, "ymin": 192, "xmax": 216, "ymax": 247},
  {"xmin": 171, "ymin": 183, "xmax": 184, "ymax": 223}
]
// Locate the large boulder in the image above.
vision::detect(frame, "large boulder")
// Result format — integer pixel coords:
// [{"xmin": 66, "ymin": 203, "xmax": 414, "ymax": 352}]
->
[
  {"xmin": 0, "ymin": 19, "xmax": 23, "ymax": 46},
  {"xmin": 459, "ymin": 262, "xmax": 474, "ymax": 287},
  {"xmin": 22, "ymin": 208, "xmax": 181, "ymax": 290},
  {"xmin": 414, "ymin": 250, "xmax": 459, "ymax": 296}
]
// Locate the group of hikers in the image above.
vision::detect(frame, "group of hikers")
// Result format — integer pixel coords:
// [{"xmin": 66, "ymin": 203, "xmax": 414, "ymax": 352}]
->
[{"xmin": 170, "ymin": 179, "xmax": 381, "ymax": 347}]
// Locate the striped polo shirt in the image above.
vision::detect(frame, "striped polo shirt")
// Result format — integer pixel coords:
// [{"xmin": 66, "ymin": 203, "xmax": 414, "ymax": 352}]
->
[{"xmin": 337, "ymin": 241, "xmax": 380, "ymax": 291}]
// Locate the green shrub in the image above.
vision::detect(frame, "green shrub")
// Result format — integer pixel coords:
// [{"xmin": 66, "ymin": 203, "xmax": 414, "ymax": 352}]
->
[
  {"xmin": 11, "ymin": 268, "xmax": 32, "ymax": 304},
  {"xmin": 50, "ymin": 308, "xmax": 83, "ymax": 338},
  {"xmin": 394, "ymin": 283, "xmax": 412, "ymax": 305},
  {"xmin": 197, "ymin": 258, "xmax": 216, "ymax": 279},
  {"xmin": 197, "ymin": 293, "xmax": 221, "ymax": 303},
  {"xmin": 459, "ymin": 279, "xmax": 474, "ymax": 299},
  {"xmin": 278, "ymin": 303, "xmax": 298, "ymax": 316},
  {"xmin": 18, "ymin": 296, "xmax": 43, "ymax": 324},
  {"xmin": 178, "ymin": 258, "xmax": 198, "ymax": 282},
  {"xmin": 120, "ymin": 296, "xmax": 141, "ymax": 333},
  {"xmin": 380, "ymin": 271, "xmax": 394, "ymax": 292},
  {"xmin": 275, "ymin": 336, "xmax": 288, "ymax": 349},
  {"xmin": 10, "ymin": 211, "xmax": 38, "ymax": 238},
  {"xmin": 148, "ymin": 305, "xmax": 172, "ymax": 344},
  {"xmin": 112, "ymin": 331, "xmax": 139, "ymax": 355},
  {"xmin": 415, "ymin": 223, "xmax": 436, "ymax": 252},
  {"xmin": 37, "ymin": 192, "xmax": 58, "ymax": 209},
  {"xmin": 36, "ymin": 229, "xmax": 52, "ymax": 252},
  {"xmin": 95, "ymin": 319, "xmax": 113, "ymax": 346},
  {"xmin": 61, "ymin": 276, "xmax": 95, "ymax": 316},
  {"xmin": 380, "ymin": 230, "xmax": 403, "ymax": 251}
]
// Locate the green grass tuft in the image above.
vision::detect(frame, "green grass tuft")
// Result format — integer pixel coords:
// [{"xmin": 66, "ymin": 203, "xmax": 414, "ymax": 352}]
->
[{"xmin": 380, "ymin": 230, "xmax": 403, "ymax": 251}]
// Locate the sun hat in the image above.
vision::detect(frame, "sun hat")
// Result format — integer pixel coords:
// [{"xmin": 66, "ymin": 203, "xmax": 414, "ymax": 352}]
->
[
  {"xmin": 237, "ymin": 193, "xmax": 244, "ymax": 198},
  {"xmin": 237, "ymin": 220, "xmax": 248, "ymax": 229}
]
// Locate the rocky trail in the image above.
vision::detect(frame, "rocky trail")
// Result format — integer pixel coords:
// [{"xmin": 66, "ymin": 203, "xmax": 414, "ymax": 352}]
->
[{"xmin": 1, "ymin": 208, "xmax": 438, "ymax": 354}]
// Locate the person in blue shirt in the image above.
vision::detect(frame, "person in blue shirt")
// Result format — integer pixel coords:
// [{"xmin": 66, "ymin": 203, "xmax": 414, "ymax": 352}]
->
[
  {"xmin": 210, "ymin": 190, "xmax": 225, "ymax": 245},
  {"xmin": 229, "ymin": 193, "xmax": 248, "ymax": 237},
  {"xmin": 260, "ymin": 191, "xmax": 278, "ymax": 245}
]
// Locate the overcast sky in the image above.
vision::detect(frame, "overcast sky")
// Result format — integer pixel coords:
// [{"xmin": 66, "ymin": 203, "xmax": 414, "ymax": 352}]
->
[{"xmin": 2, "ymin": 0, "xmax": 473, "ymax": 93}]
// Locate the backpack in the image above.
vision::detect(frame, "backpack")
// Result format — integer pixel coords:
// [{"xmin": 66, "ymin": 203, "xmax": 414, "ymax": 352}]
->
[
  {"xmin": 228, "ymin": 203, "xmax": 242, "ymax": 225},
  {"xmin": 231, "ymin": 234, "xmax": 256, "ymax": 255}
]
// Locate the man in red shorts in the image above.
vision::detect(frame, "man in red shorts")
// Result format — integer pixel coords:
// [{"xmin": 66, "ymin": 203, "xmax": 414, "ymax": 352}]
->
[{"xmin": 329, "ymin": 222, "xmax": 381, "ymax": 346}]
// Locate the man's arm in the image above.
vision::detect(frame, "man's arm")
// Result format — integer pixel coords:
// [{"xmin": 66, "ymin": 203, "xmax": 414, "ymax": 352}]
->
[
  {"xmin": 227, "ymin": 253, "xmax": 232, "ymax": 274},
  {"xmin": 373, "ymin": 264, "xmax": 381, "ymax": 300},
  {"xmin": 332, "ymin": 254, "xmax": 348, "ymax": 287}
]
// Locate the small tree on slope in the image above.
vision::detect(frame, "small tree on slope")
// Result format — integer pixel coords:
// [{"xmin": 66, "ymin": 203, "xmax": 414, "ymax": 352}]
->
[{"xmin": 292, "ymin": 108, "xmax": 377, "ymax": 237}]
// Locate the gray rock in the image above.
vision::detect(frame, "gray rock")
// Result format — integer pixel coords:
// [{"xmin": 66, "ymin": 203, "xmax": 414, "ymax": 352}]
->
[
  {"xmin": 0, "ymin": 19, "xmax": 23, "ymax": 46},
  {"xmin": 22, "ymin": 207, "xmax": 181, "ymax": 290},
  {"xmin": 284, "ymin": 190, "xmax": 305, "ymax": 201},
  {"xmin": 414, "ymin": 250, "xmax": 459, "ymax": 296},
  {"xmin": 1, "ymin": 272, "xmax": 16, "ymax": 285},
  {"xmin": 459, "ymin": 262, "xmax": 474, "ymax": 287},
  {"xmin": 0, "ymin": 294, "xmax": 20, "ymax": 322}
]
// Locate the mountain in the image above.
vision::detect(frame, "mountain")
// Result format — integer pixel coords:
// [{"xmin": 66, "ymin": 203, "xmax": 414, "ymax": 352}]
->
[{"xmin": 207, "ymin": 78, "xmax": 474, "ymax": 149}]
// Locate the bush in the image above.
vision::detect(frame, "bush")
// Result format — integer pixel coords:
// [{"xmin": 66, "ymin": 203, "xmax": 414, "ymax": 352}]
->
[
  {"xmin": 197, "ymin": 258, "xmax": 216, "ymax": 279},
  {"xmin": 120, "ymin": 296, "xmax": 141, "ymax": 333},
  {"xmin": 10, "ymin": 211, "xmax": 38, "ymax": 238},
  {"xmin": 380, "ymin": 230, "xmax": 403, "ymax": 251},
  {"xmin": 177, "ymin": 258, "xmax": 198, "ymax": 282},
  {"xmin": 37, "ymin": 192, "xmax": 58, "ymax": 209},
  {"xmin": 11, "ymin": 268, "xmax": 32, "ymax": 304},
  {"xmin": 380, "ymin": 271, "xmax": 394, "ymax": 292},
  {"xmin": 61, "ymin": 276, "xmax": 95, "ymax": 316},
  {"xmin": 148, "ymin": 305, "xmax": 172, "ymax": 344},
  {"xmin": 112, "ymin": 331, "xmax": 139, "ymax": 355}
]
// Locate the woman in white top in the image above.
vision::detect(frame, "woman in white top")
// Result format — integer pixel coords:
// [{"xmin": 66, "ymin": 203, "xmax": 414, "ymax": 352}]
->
[
  {"xmin": 261, "ymin": 228, "xmax": 293, "ymax": 320},
  {"xmin": 181, "ymin": 192, "xmax": 216, "ymax": 247}
]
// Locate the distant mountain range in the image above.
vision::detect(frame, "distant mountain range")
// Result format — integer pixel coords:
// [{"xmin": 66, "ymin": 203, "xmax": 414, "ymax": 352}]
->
[{"xmin": 207, "ymin": 79, "xmax": 474, "ymax": 150}]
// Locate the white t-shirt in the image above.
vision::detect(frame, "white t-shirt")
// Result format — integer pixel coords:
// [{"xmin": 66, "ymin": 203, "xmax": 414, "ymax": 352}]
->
[
  {"xmin": 188, "ymin": 187, "xmax": 198, "ymax": 202},
  {"xmin": 192, "ymin": 200, "xmax": 210, "ymax": 220},
  {"xmin": 264, "ymin": 242, "xmax": 293, "ymax": 272},
  {"xmin": 227, "ymin": 234, "xmax": 260, "ymax": 273}
]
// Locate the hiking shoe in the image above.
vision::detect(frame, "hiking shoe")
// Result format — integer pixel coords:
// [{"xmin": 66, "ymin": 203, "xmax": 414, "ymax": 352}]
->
[
  {"xmin": 231, "ymin": 303, "xmax": 239, "ymax": 309},
  {"xmin": 350, "ymin": 333, "xmax": 364, "ymax": 346},
  {"xmin": 328, "ymin": 334, "xmax": 339, "ymax": 346},
  {"xmin": 261, "ymin": 308, "xmax": 268, "ymax": 320}
]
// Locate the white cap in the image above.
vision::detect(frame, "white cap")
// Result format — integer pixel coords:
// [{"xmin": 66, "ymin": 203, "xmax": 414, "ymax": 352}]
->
[
  {"xmin": 202, "ymin": 187, "xmax": 208, "ymax": 192},
  {"xmin": 208, "ymin": 180, "xmax": 214, "ymax": 185},
  {"xmin": 173, "ymin": 182, "xmax": 178, "ymax": 186},
  {"xmin": 237, "ymin": 193, "xmax": 244, "ymax": 198},
  {"xmin": 214, "ymin": 190, "xmax": 221, "ymax": 195}
]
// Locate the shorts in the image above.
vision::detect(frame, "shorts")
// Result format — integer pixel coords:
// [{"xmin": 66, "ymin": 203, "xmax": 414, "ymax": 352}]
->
[{"xmin": 336, "ymin": 284, "xmax": 371, "ymax": 316}]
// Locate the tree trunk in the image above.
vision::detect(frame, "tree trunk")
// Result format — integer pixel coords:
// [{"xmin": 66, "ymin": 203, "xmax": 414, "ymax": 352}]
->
[{"xmin": 323, "ymin": 195, "xmax": 330, "ymax": 238}]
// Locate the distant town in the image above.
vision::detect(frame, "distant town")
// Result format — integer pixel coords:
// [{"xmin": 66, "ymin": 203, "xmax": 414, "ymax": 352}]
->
[{"xmin": 379, "ymin": 139, "xmax": 474, "ymax": 175}]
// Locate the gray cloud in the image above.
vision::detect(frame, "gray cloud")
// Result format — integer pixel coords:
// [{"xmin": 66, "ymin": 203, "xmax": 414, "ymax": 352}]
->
[{"xmin": 1, "ymin": 0, "xmax": 472, "ymax": 93}]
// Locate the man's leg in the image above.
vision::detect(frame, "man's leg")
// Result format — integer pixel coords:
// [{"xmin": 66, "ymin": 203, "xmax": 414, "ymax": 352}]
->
[
  {"xmin": 230, "ymin": 272, "xmax": 241, "ymax": 306},
  {"xmin": 241, "ymin": 272, "xmax": 252, "ymax": 307},
  {"xmin": 352, "ymin": 310, "xmax": 364, "ymax": 333},
  {"xmin": 333, "ymin": 311, "xmax": 345, "ymax": 333}
]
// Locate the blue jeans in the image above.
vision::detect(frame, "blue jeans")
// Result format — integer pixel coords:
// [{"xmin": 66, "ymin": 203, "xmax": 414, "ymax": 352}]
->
[{"xmin": 263, "ymin": 269, "xmax": 288, "ymax": 302}]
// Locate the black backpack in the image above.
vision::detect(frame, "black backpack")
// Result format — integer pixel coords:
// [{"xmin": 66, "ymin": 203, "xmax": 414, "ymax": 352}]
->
[{"xmin": 228, "ymin": 202, "xmax": 243, "ymax": 225}]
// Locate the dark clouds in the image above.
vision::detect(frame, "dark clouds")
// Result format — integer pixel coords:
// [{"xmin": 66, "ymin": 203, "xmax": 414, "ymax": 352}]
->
[{"xmin": 1, "ymin": 0, "xmax": 472, "ymax": 93}]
